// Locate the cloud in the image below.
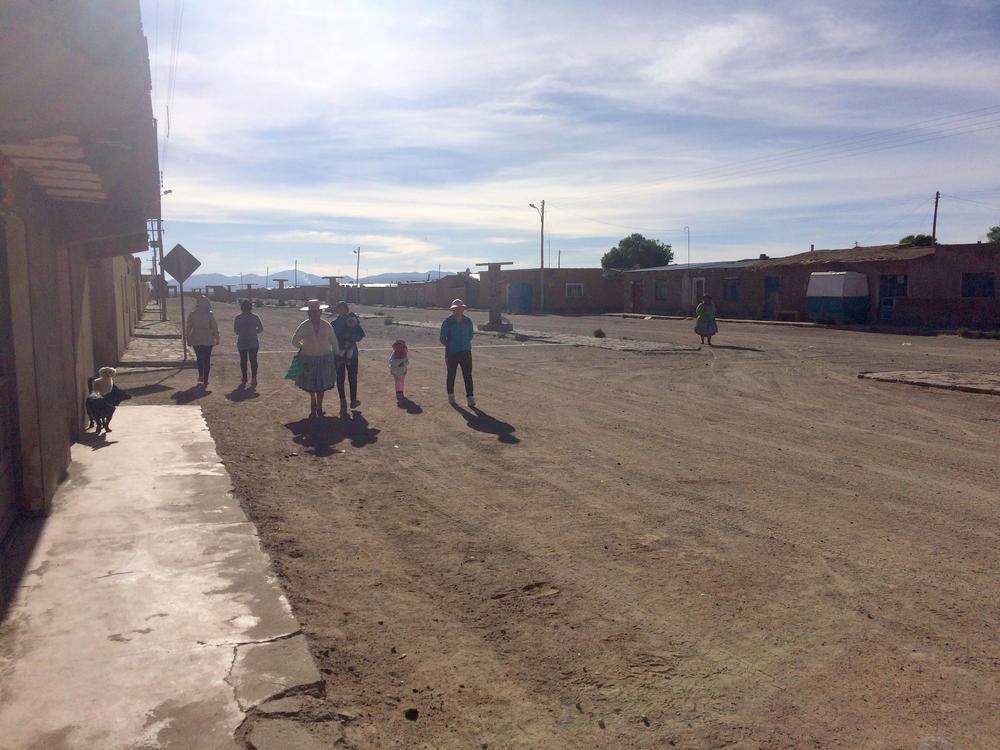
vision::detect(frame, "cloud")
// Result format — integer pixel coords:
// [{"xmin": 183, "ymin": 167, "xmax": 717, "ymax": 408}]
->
[
  {"xmin": 143, "ymin": 0, "xmax": 1000, "ymax": 274},
  {"xmin": 264, "ymin": 230, "xmax": 438, "ymax": 257}
]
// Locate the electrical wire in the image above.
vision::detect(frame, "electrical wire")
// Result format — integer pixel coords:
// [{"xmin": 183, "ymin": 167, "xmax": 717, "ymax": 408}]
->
[
  {"xmin": 553, "ymin": 104, "xmax": 1000, "ymax": 205},
  {"xmin": 161, "ymin": 0, "xmax": 186, "ymax": 170},
  {"xmin": 941, "ymin": 194, "xmax": 1000, "ymax": 211}
]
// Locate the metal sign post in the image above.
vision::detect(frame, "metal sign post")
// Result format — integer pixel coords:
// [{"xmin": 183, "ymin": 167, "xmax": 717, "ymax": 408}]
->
[
  {"xmin": 178, "ymin": 280, "xmax": 187, "ymax": 361},
  {"xmin": 161, "ymin": 243, "xmax": 202, "ymax": 364}
]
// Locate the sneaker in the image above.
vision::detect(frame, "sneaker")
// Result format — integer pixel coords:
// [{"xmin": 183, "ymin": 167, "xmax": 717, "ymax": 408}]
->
[
  {"xmin": 251, "ymin": 378, "xmax": 257, "ymax": 387},
  {"xmin": 240, "ymin": 379, "xmax": 247, "ymax": 386},
  {"xmin": 350, "ymin": 399, "xmax": 361, "ymax": 409},
  {"xmin": 467, "ymin": 397, "xmax": 476, "ymax": 408},
  {"xmin": 448, "ymin": 393, "xmax": 456, "ymax": 405}
]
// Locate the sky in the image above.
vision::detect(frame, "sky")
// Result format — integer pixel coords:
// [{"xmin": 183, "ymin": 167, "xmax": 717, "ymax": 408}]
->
[{"xmin": 140, "ymin": 0, "xmax": 1000, "ymax": 277}]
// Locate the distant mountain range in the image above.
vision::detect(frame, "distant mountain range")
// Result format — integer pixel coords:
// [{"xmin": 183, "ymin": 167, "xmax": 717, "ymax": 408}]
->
[{"xmin": 183, "ymin": 269, "xmax": 458, "ymax": 288}]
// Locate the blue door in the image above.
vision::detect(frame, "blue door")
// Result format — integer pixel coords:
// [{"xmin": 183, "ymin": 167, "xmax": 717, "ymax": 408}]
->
[{"xmin": 763, "ymin": 276, "xmax": 780, "ymax": 319}]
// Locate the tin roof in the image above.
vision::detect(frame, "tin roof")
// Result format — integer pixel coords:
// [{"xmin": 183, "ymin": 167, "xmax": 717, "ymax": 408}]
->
[
  {"xmin": 624, "ymin": 259, "xmax": 762, "ymax": 273},
  {"xmin": 755, "ymin": 244, "xmax": 936, "ymax": 267},
  {"xmin": 625, "ymin": 243, "xmax": 948, "ymax": 273}
]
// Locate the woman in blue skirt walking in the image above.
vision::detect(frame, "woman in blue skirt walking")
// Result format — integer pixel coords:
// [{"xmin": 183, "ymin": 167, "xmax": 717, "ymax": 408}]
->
[{"xmin": 291, "ymin": 299, "xmax": 341, "ymax": 417}]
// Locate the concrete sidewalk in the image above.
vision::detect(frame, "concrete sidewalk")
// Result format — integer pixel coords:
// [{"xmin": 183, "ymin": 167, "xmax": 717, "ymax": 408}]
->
[
  {"xmin": 0, "ymin": 406, "xmax": 341, "ymax": 749},
  {"xmin": 120, "ymin": 303, "xmax": 188, "ymax": 368}
]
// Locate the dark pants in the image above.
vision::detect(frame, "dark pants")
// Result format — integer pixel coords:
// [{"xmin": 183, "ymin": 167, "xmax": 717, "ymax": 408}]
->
[
  {"xmin": 446, "ymin": 351, "xmax": 473, "ymax": 396},
  {"xmin": 193, "ymin": 345, "xmax": 213, "ymax": 383},
  {"xmin": 336, "ymin": 355, "xmax": 359, "ymax": 402},
  {"xmin": 239, "ymin": 347, "xmax": 259, "ymax": 381}
]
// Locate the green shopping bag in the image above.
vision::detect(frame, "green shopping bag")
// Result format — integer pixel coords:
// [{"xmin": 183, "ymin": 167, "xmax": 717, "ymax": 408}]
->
[{"xmin": 284, "ymin": 352, "xmax": 301, "ymax": 380}]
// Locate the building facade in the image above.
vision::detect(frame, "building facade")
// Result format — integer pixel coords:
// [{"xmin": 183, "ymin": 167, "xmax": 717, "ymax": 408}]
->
[
  {"xmin": 476, "ymin": 267, "xmax": 623, "ymax": 314},
  {"xmin": 624, "ymin": 244, "xmax": 1000, "ymax": 328},
  {"xmin": 1, "ymin": 0, "xmax": 159, "ymax": 604}
]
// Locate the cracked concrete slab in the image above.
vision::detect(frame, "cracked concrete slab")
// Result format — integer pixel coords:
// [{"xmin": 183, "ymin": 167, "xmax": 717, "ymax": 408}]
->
[
  {"xmin": 229, "ymin": 633, "xmax": 322, "ymax": 710},
  {"xmin": 245, "ymin": 718, "xmax": 344, "ymax": 750},
  {"xmin": 0, "ymin": 405, "xmax": 324, "ymax": 750}
]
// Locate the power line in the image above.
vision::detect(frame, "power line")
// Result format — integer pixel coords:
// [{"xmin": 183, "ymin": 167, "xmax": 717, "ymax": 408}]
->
[
  {"xmin": 161, "ymin": 0, "xmax": 186, "ymax": 170},
  {"xmin": 554, "ymin": 104, "xmax": 1000, "ymax": 204},
  {"xmin": 941, "ymin": 193, "xmax": 1000, "ymax": 211}
]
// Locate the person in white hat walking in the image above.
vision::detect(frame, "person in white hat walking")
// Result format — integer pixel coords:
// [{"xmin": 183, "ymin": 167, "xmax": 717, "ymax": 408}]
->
[
  {"xmin": 439, "ymin": 299, "xmax": 476, "ymax": 407},
  {"xmin": 291, "ymin": 300, "xmax": 341, "ymax": 418}
]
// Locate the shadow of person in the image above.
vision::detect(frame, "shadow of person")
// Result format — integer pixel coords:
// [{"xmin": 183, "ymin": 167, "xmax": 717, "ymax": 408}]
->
[
  {"xmin": 171, "ymin": 386, "xmax": 211, "ymax": 404},
  {"xmin": 451, "ymin": 403, "xmax": 520, "ymax": 444},
  {"xmin": 397, "ymin": 397, "xmax": 423, "ymax": 415},
  {"xmin": 226, "ymin": 384, "xmax": 260, "ymax": 403},
  {"xmin": 123, "ymin": 382, "xmax": 174, "ymax": 398},
  {"xmin": 708, "ymin": 344, "xmax": 765, "ymax": 352},
  {"xmin": 76, "ymin": 432, "xmax": 118, "ymax": 450},
  {"xmin": 283, "ymin": 412, "xmax": 380, "ymax": 457}
]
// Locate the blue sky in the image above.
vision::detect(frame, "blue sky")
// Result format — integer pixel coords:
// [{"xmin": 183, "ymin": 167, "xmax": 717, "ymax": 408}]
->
[{"xmin": 141, "ymin": 0, "xmax": 1000, "ymax": 276}]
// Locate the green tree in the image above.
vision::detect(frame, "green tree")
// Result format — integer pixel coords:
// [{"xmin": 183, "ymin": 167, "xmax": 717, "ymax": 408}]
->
[
  {"xmin": 601, "ymin": 233, "xmax": 673, "ymax": 269},
  {"xmin": 987, "ymin": 225, "xmax": 1000, "ymax": 244},
  {"xmin": 899, "ymin": 233, "xmax": 934, "ymax": 247}
]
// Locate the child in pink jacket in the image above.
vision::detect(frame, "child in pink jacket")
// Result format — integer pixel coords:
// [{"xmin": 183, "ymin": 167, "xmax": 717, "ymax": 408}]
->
[{"xmin": 389, "ymin": 339, "xmax": 408, "ymax": 402}]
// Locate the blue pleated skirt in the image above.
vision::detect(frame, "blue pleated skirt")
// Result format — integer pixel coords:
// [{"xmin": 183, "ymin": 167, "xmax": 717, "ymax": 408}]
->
[{"xmin": 296, "ymin": 352, "xmax": 336, "ymax": 392}]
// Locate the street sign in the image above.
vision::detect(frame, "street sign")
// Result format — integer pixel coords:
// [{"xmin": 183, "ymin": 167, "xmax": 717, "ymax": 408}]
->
[{"xmin": 161, "ymin": 243, "xmax": 201, "ymax": 284}]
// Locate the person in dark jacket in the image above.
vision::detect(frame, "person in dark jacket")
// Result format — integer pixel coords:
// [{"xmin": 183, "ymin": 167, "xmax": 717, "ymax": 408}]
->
[
  {"xmin": 439, "ymin": 298, "xmax": 475, "ymax": 407},
  {"xmin": 332, "ymin": 301, "xmax": 366, "ymax": 409},
  {"xmin": 233, "ymin": 299, "xmax": 264, "ymax": 386}
]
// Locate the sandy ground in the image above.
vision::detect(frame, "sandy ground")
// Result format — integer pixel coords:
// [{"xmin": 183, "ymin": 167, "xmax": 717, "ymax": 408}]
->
[{"xmin": 119, "ymin": 301, "xmax": 999, "ymax": 749}]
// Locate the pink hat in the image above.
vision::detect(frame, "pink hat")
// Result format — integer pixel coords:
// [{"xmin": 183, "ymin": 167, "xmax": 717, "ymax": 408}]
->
[{"xmin": 449, "ymin": 299, "xmax": 467, "ymax": 310}]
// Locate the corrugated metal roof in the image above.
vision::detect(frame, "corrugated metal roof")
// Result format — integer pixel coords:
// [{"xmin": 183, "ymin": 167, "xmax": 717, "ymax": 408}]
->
[
  {"xmin": 624, "ymin": 259, "xmax": 762, "ymax": 273},
  {"xmin": 625, "ymin": 243, "xmax": 950, "ymax": 273},
  {"xmin": 756, "ymin": 244, "xmax": 936, "ymax": 267}
]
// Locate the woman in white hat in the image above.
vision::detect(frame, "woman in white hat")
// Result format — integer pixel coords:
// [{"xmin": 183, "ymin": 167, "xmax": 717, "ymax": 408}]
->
[
  {"xmin": 185, "ymin": 295, "xmax": 220, "ymax": 387},
  {"xmin": 291, "ymin": 300, "xmax": 342, "ymax": 417},
  {"xmin": 439, "ymin": 298, "xmax": 476, "ymax": 407}
]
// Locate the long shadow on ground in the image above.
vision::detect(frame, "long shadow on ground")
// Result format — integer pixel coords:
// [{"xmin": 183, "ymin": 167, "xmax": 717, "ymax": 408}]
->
[
  {"xmin": 226, "ymin": 384, "xmax": 260, "ymax": 403},
  {"xmin": 707, "ymin": 344, "xmax": 765, "ymax": 352},
  {"xmin": 170, "ymin": 386, "xmax": 211, "ymax": 404},
  {"xmin": 284, "ymin": 412, "xmax": 380, "ymax": 457},
  {"xmin": 451, "ymin": 404, "xmax": 520, "ymax": 444},
  {"xmin": 397, "ymin": 397, "xmax": 423, "ymax": 414}
]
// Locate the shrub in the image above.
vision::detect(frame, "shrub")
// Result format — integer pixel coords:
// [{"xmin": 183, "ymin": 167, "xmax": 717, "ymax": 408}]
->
[{"xmin": 593, "ymin": 328, "xmax": 606, "ymax": 338}]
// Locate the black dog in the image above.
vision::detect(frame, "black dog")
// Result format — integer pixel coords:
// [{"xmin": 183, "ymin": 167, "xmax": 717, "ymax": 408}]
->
[{"xmin": 85, "ymin": 384, "xmax": 131, "ymax": 433}]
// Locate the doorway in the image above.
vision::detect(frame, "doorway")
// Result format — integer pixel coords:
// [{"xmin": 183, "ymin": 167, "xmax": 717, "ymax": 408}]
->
[
  {"xmin": 629, "ymin": 280, "xmax": 643, "ymax": 313},
  {"xmin": 763, "ymin": 276, "xmax": 780, "ymax": 319},
  {"xmin": 0, "ymin": 220, "xmax": 21, "ymax": 545},
  {"xmin": 692, "ymin": 277, "xmax": 705, "ymax": 308}
]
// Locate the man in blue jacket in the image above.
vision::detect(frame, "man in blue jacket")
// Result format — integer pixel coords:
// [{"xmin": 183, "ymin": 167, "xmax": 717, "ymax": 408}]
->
[{"xmin": 440, "ymin": 298, "xmax": 475, "ymax": 407}]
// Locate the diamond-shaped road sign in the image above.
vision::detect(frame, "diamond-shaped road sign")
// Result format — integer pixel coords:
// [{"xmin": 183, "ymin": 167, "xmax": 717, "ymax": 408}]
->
[{"xmin": 161, "ymin": 243, "xmax": 201, "ymax": 284}]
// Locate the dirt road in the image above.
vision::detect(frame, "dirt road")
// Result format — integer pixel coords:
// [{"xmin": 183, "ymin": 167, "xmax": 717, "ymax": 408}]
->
[{"xmin": 122, "ymin": 302, "xmax": 999, "ymax": 749}]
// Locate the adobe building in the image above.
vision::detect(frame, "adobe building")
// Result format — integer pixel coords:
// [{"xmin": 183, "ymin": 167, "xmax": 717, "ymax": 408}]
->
[
  {"xmin": 382, "ymin": 272, "xmax": 480, "ymax": 308},
  {"xmin": 476, "ymin": 267, "xmax": 623, "ymax": 314},
  {"xmin": 624, "ymin": 243, "xmax": 1000, "ymax": 328},
  {"xmin": 0, "ymin": 0, "xmax": 159, "ymax": 599}
]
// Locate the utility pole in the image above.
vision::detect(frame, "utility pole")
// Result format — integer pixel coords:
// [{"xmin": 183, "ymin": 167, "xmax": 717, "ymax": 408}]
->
[
  {"xmin": 354, "ymin": 247, "xmax": 361, "ymax": 304},
  {"xmin": 529, "ymin": 201, "xmax": 545, "ymax": 314},
  {"xmin": 931, "ymin": 190, "xmax": 941, "ymax": 244},
  {"xmin": 558, "ymin": 250, "xmax": 562, "ymax": 269}
]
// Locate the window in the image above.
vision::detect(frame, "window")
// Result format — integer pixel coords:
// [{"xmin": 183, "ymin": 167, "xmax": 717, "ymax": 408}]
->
[
  {"xmin": 879, "ymin": 274, "xmax": 908, "ymax": 299},
  {"xmin": 565, "ymin": 283, "xmax": 584, "ymax": 298},
  {"xmin": 723, "ymin": 278, "xmax": 740, "ymax": 302},
  {"xmin": 962, "ymin": 272, "xmax": 995, "ymax": 298},
  {"xmin": 654, "ymin": 279, "xmax": 669, "ymax": 301}
]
